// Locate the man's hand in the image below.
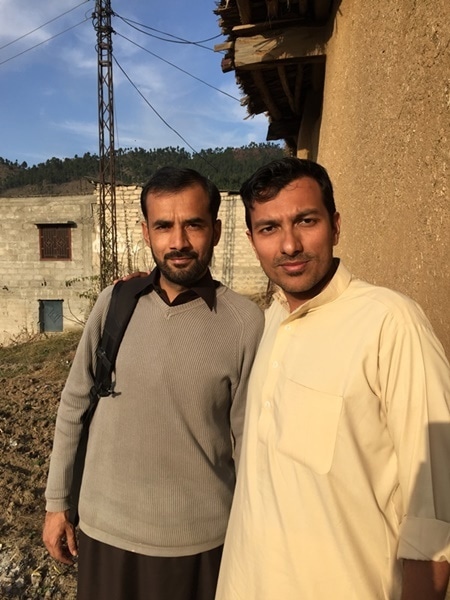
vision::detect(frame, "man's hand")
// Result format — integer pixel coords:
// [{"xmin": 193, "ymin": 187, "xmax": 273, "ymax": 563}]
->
[
  {"xmin": 113, "ymin": 271, "xmax": 149, "ymax": 284},
  {"xmin": 43, "ymin": 511, "xmax": 78, "ymax": 565},
  {"xmin": 401, "ymin": 559, "xmax": 450, "ymax": 600}
]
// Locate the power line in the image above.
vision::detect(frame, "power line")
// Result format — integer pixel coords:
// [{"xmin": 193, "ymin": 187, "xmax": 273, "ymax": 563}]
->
[
  {"xmin": 0, "ymin": 18, "xmax": 90, "ymax": 67},
  {"xmin": 0, "ymin": 1, "xmax": 90, "ymax": 51},
  {"xmin": 0, "ymin": 2, "xmax": 234, "ymax": 171},
  {"xmin": 114, "ymin": 13, "xmax": 221, "ymax": 51},
  {"xmin": 112, "ymin": 55, "xmax": 218, "ymax": 172},
  {"xmin": 115, "ymin": 31, "xmax": 241, "ymax": 103}
]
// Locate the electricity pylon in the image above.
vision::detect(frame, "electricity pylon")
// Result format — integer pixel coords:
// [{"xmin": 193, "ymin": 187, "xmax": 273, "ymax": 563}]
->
[{"xmin": 93, "ymin": 0, "xmax": 118, "ymax": 289}]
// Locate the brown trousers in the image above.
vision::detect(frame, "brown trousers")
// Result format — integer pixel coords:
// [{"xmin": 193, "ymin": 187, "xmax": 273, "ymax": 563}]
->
[{"xmin": 77, "ymin": 530, "xmax": 223, "ymax": 600}]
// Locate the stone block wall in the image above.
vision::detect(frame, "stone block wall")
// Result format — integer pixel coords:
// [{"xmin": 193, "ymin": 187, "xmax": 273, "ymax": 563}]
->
[
  {"xmin": 0, "ymin": 188, "xmax": 267, "ymax": 344},
  {"xmin": 111, "ymin": 185, "xmax": 268, "ymax": 296},
  {"xmin": 104, "ymin": 185, "xmax": 152, "ymax": 275},
  {"xmin": 0, "ymin": 195, "xmax": 95, "ymax": 345},
  {"xmin": 214, "ymin": 193, "xmax": 267, "ymax": 295}
]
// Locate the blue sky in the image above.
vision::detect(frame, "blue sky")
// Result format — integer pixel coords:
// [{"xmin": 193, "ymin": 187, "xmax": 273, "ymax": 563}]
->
[{"xmin": 0, "ymin": 0, "xmax": 270, "ymax": 166}]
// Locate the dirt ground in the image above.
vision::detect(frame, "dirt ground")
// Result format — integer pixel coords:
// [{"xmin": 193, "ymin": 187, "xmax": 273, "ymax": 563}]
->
[
  {"xmin": 0, "ymin": 331, "xmax": 82, "ymax": 599},
  {"xmin": 1, "ymin": 327, "xmax": 449, "ymax": 599}
]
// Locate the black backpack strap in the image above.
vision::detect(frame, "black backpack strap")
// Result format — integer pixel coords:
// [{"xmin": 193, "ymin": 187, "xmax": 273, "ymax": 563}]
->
[{"xmin": 68, "ymin": 276, "xmax": 153, "ymax": 525}]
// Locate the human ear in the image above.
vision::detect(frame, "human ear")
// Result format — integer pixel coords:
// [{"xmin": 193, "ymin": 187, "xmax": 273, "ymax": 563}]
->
[
  {"xmin": 213, "ymin": 220, "xmax": 222, "ymax": 246},
  {"xmin": 332, "ymin": 212, "xmax": 341, "ymax": 246},
  {"xmin": 141, "ymin": 221, "xmax": 151, "ymax": 248},
  {"xmin": 246, "ymin": 229, "xmax": 257, "ymax": 254}
]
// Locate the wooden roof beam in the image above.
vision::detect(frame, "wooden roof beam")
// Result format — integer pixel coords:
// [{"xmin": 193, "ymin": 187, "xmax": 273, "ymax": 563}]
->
[
  {"xmin": 297, "ymin": 88, "xmax": 323, "ymax": 159},
  {"xmin": 314, "ymin": 0, "xmax": 333, "ymax": 21},
  {"xmin": 267, "ymin": 118, "xmax": 301, "ymax": 140},
  {"xmin": 277, "ymin": 64, "xmax": 297, "ymax": 113},
  {"xmin": 235, "ymin": 0, "xmax": 253, "ymax": 24},
  {"xmin": 232, "ymin": 18, "xmax": 314, "ymax": 37},
  {"xmin": 266, "ymin": 0, "xmax": 279, "ymax": 19},
  {"xmin": 294, "ymin": 63, "xmax": 304, "ymax": 108},
  {"xmin": 251, "ymin": 70, "xmax": 283, "ymax": 119},
  {"xmin": 214, "ymin": 41, "xmax": 234, "ymax": 52},
  {"xmin": 234, "ymin": 26, "xmax": 327, "ymax": 69}
]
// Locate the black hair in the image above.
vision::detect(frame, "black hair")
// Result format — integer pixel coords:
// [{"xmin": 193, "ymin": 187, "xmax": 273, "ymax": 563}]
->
[
  {"xmin": 240, "ymin": 157, "xmax": 336, "ymax": 230},
  {"xmin": 140, "ymin": 166, "xmax": 221, "ymax": 221}
]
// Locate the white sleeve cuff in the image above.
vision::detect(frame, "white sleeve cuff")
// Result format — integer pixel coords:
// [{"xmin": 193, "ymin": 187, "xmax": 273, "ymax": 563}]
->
[{"xmin": 398, "ymin": 516, "xmax": 450, "ymax": 561}]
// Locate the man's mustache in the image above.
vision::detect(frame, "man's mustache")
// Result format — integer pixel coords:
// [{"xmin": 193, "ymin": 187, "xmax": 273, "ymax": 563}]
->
[
  {"xmin": 273, "ymin": 253, "xmax": 314, "ymax": 267},
  {"xmin": 164, "ymin": 250, "xmax": 198, "ymax": 260}
]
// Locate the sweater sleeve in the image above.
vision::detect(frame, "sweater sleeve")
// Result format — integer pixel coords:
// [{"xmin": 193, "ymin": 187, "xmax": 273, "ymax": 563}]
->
[
  {"xmin": 229, "ymin": 302, "xmax": 264, "ymax": 470},
  {"xmin": 379, "ymin": 304, "xmax": 450, "ymax": 562},
  {"xmin": 45, "ymin": 286, "xmax": 113, "ymax": 513}
]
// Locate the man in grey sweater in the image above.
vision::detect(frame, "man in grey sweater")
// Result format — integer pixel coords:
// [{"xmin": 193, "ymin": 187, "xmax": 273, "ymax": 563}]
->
[{"xmin": 43, "ymin": 167, "xmax": 264, "ymax": 600}]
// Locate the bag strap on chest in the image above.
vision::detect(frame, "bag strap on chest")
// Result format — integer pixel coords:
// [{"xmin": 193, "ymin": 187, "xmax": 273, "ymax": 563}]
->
[{"xmin": 68, "ymin": 275, "xmax": 153, "ymax": 525}]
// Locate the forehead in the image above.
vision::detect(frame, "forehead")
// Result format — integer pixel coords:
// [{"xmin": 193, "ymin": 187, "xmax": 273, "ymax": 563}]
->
[
  {"xmin": 250, "ymin": 177, "xmax": 325, "ymax": 222},
  {"xmin": 145, "ymin": 184, "xmax": 211, "ymax": 221}
]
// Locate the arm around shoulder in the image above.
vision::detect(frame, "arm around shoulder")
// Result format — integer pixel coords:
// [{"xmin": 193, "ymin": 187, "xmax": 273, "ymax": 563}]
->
[{"xmin": 401, "ymin": 559, "xmax": 450, "ymax": 600}]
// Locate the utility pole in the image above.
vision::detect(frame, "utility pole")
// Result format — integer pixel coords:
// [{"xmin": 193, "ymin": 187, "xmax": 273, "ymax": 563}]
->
[
  {"xmin": 93, "ymin": 0, "xmax": 118, "ymax": 289},
  {"xmin": 222, "ymin": 195, "xmax": 236, "ymax": 288}
]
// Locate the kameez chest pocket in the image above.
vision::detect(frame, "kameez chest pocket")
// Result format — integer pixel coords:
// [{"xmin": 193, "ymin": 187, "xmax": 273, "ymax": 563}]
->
[{"xmin": 276, "ymin": 379, "xmax": 343, "ymax": 474}]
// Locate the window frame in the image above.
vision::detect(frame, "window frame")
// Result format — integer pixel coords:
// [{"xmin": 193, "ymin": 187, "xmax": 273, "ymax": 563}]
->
[{"xmin": 37, "ymin": 223, "xmax": 73, "ymax": 261}]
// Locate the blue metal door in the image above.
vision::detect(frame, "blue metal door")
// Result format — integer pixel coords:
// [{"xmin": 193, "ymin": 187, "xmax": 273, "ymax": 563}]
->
[{"xmin": 39, "ymin": 300, "xmax": 63, "ymax": 332}]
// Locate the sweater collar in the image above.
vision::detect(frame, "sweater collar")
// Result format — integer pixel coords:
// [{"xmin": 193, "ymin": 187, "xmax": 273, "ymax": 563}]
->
[{"xmin": 148, "ymin": 267, "xmax": 218, "ymax": 311}]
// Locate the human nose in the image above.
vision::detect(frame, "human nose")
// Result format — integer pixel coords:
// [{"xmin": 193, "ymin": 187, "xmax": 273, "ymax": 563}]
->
[
  {"xmin": 169, "ymin": 225, "xmax": 190, "ymax": 250},
  {"xmin": 280, "ymin": 227, "xmax": 303, "ymax": 256}
]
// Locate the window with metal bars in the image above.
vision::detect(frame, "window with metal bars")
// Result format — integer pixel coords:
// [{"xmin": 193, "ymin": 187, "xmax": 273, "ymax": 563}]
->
[{"xmin": 38, "ymin": 224, "xmax": 72, "ymax": 260}]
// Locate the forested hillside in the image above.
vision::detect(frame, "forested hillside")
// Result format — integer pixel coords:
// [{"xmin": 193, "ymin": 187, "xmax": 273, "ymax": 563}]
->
[{"xmin": 0, "ymin": 143, "xmax": 286, "ymax": 196}]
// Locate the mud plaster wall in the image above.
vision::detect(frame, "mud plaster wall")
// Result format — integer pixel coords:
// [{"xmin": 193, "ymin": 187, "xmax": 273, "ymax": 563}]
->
[{"xmin": 318, "ymin": 0, "xmax": 450, "ymax": 356}]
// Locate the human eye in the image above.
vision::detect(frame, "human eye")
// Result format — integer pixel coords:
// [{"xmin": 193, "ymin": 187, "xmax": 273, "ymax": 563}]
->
[
  {"xmin": 256, "ymin": 223, "xmax": 277, "ymax": 235},
  {"xmin": 297, "ymin": 216, "xmax": 317, "ymax": 227},
  {"xmin": 154, "ymin": 222, "xmax": 170, "ymax": 231},
  {"xmin": 186, "ymin": 221, "xmax": 205, "ymax": 231}
]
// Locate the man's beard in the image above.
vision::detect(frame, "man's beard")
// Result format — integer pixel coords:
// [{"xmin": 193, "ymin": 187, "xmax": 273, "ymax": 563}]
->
[{"xmin": 151, "ymin": 246, "xmax": 214, "ymax": 286}]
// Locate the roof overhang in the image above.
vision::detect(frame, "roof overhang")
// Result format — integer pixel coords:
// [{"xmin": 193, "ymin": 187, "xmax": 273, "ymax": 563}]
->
[{"xmin": 214, "ymin": 0, "xmax": 335, "ymax": 156}]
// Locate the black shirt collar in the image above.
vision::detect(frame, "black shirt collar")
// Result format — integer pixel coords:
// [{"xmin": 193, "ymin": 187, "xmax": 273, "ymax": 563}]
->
[{"xmin": 148, "ymin": 267, "xmax": 219, "ymax": 310}]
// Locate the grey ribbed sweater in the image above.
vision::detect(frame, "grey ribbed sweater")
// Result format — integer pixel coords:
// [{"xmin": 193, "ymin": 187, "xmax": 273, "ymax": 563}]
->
[{"xmin": 45, "ymin": 282, "xmax": 264, "ymax": 557}]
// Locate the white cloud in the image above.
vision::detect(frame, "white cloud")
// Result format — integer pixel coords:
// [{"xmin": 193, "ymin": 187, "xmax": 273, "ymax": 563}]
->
[
  {"xmin": 59, "ymin": 45, "xmax": 97, "ymax": 73},
  {"xmin": 57, "ymin": 119, "xmax": 98, "ymax": 140},
  {"xmin": 0, "ymin": 0, "xmax": 89, "ymax": 47}
]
